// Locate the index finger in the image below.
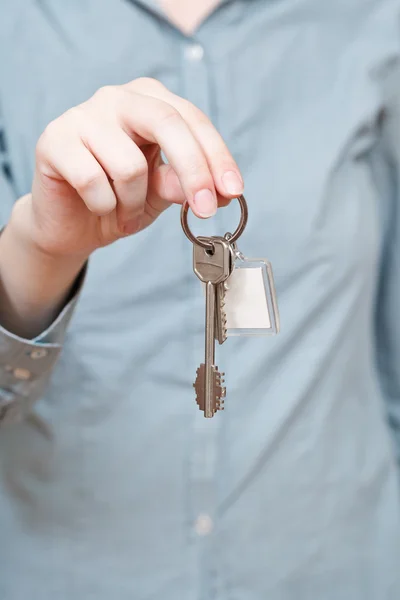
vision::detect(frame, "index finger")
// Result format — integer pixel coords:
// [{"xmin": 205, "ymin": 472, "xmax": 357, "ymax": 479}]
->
[
  {"xmin": 119, "ymin": 91, "xmax": 218, "ymax": 218},
  {"xmin": 126, "ymin": 79, "xmax": 244, "ymax": 199}
]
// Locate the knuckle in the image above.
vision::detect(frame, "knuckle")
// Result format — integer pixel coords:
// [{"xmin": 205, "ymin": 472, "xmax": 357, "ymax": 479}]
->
[
  {"xmin": 216, "ymin": 152, "xmax": 236, "ymax": 168},
  {"xmin": 74, "ymin": 169, "xmax": 104, "ymax": 194},
  {"xmin": 36, "ymin": 106, "xmax": 84, "ymax": 162},
  {"xmin": 176, "ymin": 97, "xmax": 210, "ymax": 126},
  {"xmin": 131, "ymin": 77, "xmax": 165, "ymax": 93},
  {"xmin": 185, "ymin": 169, "xmax": 214, "ymax": 191},
  {"xmin": 35, "ymin": 135, "xmax": 48, "ymax": 163},
  {"xmin": 64, "ymin": 104, "xmax": 86, "ymax": 122},
  {"xmin": 92, "ymin": 85, "xmax": 120, "ymax": 103},
  {"xmin": 36, "ymin": 120, "xmax": 58, "ymax": 161},
  {"xmin": 115, "ymin": 86, "xmax": 134, "ymax": 107},
  {"xmin": 181, "ymin": 99, "xmax": 205, "ymax": 120},
  {"xmin": 183, "ymin": 153, "xmax": 208, "ymax": 175},
  {"xmin": 115, "ymin": 159, "xmax": 148, "ymax": 183},
  {"xmin": 158, "ymin": 105, "xmax": 182, "ymax": 128},
  {"xmin": 58, "ymin": 105, "xmax": 88, "ymax": 132},
  {"xmin": 35, "ymin": 141, "xmax": 47, "ymax": 166},
  {"xmin": 195, "ymin": 111, "xmax": 213, "ymax": 128}
]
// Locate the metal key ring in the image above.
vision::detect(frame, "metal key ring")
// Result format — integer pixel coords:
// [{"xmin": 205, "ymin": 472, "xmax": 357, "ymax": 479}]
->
[{"xmin": 180, "ymin": 194, "xmax": 248, "ymax": 251}]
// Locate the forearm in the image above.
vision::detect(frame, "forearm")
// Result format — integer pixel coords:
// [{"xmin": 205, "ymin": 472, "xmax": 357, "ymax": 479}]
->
[{"xmin": 0, "ymin": 196, "xmax": 86, "ymax": 339}]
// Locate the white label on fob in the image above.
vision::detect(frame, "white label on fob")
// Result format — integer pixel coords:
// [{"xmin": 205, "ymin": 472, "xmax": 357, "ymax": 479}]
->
[
  {"xmin": 199, "ymin": 256, "xmax": 279, "ymax": 336},
  {"xmin": 224, "ymin": 267, "xmax": 271, "ymax": 330}
]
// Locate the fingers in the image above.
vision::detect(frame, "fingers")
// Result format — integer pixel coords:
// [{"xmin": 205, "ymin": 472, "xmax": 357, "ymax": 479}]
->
[
  {"xmin": 170, "ymin": 98, "xmax": 244, "ymax": 199},
  {"xmin": 150, "ymin": 163, "xmax": 186, "ymax": 205},
  {"xmin": 125, "ymin": 78, "xmax": 244, "ymax": 200},
  {"xmin": 36, "ymin": 80, "xmax": 243, "ymax": 237},
  {"xmin": 80, "ymin": 122, "xmax": 148, "ymax": 231},
  {"xmin": 118, "ymin": 90, "xmax": 218, "ymax": 218},
  {"xmin": 36, "ymin": 123, "xmax": 117, "ymax": 216},
  {"xmin": 144, "ymin": 163, "xmax": 230, "ymax": 231}
]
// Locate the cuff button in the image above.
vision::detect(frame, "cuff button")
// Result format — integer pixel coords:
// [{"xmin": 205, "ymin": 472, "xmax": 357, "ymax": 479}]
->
[
  {"xmin": 13, "ymin": 368, "xmax": 31, "ymax": 381},
  {"xmin": 30, "ymin": 348, "xmax": 48, "ymax": 360}
]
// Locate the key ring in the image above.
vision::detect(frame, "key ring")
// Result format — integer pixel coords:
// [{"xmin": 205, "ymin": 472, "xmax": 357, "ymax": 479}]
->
[{"xmin": 180, "ymin": 194, "xmax": 248, "ymax": 251}]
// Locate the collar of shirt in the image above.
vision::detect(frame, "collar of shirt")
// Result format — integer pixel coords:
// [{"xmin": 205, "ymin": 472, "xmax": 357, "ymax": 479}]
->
[{"xmin": 126, "ymin": 0, "xmax": 242, "ymax": 23}]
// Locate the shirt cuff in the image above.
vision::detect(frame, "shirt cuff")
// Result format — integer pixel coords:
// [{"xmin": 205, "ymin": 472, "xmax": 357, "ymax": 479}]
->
[{"xmin": 0, "ymin": 264, "xmax": 87, "ymax": 424}]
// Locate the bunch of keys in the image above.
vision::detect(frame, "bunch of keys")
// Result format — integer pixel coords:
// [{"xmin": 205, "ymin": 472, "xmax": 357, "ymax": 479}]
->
[{"xmin": 181, "ymin": 195, "xmax": 279, "ymax": 418}]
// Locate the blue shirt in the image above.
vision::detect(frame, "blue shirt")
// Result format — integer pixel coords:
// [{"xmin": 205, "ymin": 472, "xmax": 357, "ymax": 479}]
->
[{"xmin": 0, "ymin": 1, "xmax": 400, "ymax": 598}]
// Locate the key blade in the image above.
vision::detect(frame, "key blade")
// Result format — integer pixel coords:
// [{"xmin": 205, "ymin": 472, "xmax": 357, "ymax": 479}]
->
[{"xmin": 204, "ymin": 281, "xmax": 216, "ymax": 417}]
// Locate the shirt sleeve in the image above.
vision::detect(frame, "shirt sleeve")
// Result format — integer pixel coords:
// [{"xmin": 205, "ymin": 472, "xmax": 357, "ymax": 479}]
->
[
  {"xmin": 375, "ymin": 60, "xmax": 400, "ymax": 464},
  {"xmin": 0, "ymin": 118, "xmax": 86, "ymax": 426}
]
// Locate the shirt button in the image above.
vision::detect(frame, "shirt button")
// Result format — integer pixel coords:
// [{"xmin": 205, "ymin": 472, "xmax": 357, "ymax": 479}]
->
[
  {"xmin": 194, "ymin": 514, "xmax": 213, "ymax": 536},
  {"xmin": 184, "ymin": 43, "xmax": 204, "ymax": 62},
  {"xmin": 30, "ymin": 348, "xmax": 48, "ymax": 360},
  {"xmin": 13, "ymin": 368, "xmax": 31, "ymax": 381}
]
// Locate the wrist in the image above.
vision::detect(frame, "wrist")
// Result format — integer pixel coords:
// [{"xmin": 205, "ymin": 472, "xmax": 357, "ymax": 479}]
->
[
  {"xmin": 8, "ymin": 193, "xmax": 90, "ymax": 268},
  {"xmin": 0, "ymin": 197, "xmax": 87, "ymax": 338}
]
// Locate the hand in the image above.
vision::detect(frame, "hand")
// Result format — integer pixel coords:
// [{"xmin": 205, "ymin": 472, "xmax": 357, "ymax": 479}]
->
[{"xmin": 12, "ymin": 77, "xmax": 244, "ymax": 260}]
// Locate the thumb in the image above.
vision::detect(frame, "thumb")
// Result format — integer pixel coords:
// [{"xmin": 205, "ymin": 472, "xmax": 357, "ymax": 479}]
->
[{"xmin": 141, "ymin": 162, "xmax": 185, "ymax": 229}]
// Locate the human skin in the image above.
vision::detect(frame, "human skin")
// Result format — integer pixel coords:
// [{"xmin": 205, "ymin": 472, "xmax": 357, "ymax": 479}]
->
[{"xmin": 0, "ymin": 77, "xmax": 243, "ymax": 339}]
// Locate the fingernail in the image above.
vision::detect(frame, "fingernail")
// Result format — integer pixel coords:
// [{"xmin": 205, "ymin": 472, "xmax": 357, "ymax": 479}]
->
[
  {"xmin": 222, "ymin": 171, "xmax": 244, "ymax": 196},
  {"xmin": 122, "ymin": 215, "xmax": 142, "ymax": 235},
  {"xmin": 193, "ymin": 189, "xmax": 216, "ymax": 217}
]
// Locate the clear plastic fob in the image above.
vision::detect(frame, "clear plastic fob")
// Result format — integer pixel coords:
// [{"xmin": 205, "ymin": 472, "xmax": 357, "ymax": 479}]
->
[{"xmin": 224, "ymin": 253, "xmax": 280, "ymax": 337}]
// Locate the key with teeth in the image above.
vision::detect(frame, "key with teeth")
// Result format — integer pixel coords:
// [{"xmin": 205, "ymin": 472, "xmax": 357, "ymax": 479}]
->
[{"xmin": 193, "ymin": 237, "xmax": 233, "ymax": 417}]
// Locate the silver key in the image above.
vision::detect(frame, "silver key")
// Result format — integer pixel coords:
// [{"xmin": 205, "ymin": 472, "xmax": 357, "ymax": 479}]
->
[{"xmin": 193, "ymin": 237, "xmax": 232, "ymax": 417}]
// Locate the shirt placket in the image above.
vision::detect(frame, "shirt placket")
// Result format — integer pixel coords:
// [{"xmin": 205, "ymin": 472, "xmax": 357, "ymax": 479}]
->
[{"xmin": 178, "ymin": 31, "xmax": 226, "ymax": 600}]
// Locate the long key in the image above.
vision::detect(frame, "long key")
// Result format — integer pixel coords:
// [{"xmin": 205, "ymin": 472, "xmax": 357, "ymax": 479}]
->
[{"xmin": 193, "ymin": 237, "xmax": 232, "ymax": 417}]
